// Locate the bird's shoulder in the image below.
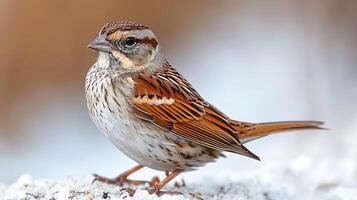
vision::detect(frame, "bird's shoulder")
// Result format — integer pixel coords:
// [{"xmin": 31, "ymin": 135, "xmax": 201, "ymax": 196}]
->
[{"xmin": 133, "ymin": 61, "xmax": 204, "ymax": 103}]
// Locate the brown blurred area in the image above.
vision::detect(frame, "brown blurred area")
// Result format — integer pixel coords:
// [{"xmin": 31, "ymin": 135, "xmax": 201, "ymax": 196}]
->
[
  {"xmin": 1, "ymin": 0, "xmax": 356, "ymax": 136},
  {"xmin": 0, "ymin": 0, "xmax": 225, "ymax": 137},
  {"xmin": 1, "ymin": 0, "xmax": 357, "ymax": 137},
  {"xmin": 1, "ymin": 0, "xmax": 357, "ymax": 183}
]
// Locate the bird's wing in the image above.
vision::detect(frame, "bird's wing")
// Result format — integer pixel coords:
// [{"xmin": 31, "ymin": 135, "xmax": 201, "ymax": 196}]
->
[{"xmin": 130, "ymin": 65, "xmax": 259, "ymax": 160}]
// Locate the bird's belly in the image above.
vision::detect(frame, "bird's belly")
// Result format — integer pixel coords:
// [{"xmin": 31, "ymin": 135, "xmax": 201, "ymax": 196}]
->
[
  {"xmin": 85, "ymin": 76, "xmax": 220, "ymax": 171},
  {"xmin": 105, "ymin": 116, "xmax": 221, "ymax": 172}
]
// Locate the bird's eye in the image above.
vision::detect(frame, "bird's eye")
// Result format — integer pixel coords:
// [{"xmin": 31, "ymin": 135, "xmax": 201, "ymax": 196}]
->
[{"xmin": 124, "ymin": 37, "xmax": 136, "ymax": 47}]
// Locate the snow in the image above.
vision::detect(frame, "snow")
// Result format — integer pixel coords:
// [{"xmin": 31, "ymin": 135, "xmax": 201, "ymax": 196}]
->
[
  {"xmin": 0, "ymin": 175, "xmax": 291, "ymax": 200},
  {"xmin": 1, "ymin": 157, "xmax": 356, "ymax": 200}
]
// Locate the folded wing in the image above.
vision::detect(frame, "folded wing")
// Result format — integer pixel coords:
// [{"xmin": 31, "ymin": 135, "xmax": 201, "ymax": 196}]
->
[{"xmin": 130, "ymin": 65, "xmax": 260, "ymax": 160}]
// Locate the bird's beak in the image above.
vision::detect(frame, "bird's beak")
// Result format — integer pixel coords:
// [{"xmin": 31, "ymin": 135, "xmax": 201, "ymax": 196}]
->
[{"xmin": 88, "ymin": 34, "xmax": 112, "ymax": 52}]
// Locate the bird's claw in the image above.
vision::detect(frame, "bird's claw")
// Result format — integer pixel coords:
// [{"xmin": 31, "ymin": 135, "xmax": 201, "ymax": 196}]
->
[
  {"xmin": 120, "ymin": 188, "xmax": 136, "ymax": 197},
  {"xmin": 92, "ymin": 174, "xmax": 160, "ymax": 187}
]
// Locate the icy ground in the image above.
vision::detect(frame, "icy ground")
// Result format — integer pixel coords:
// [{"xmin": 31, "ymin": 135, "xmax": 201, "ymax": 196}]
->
[{"xmin": 1, "ymin": 157, "xmax": 356, "ymax": 200}]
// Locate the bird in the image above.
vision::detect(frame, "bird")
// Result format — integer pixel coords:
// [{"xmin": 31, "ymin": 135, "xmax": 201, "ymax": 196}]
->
[{"xmin": 85, "ymin": 20, "xmax": 324, "ymax": 195}]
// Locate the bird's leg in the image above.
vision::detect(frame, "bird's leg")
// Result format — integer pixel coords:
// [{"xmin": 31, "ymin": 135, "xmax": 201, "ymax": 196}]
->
[
  {"xmin": 148, "ymin": 169, "xmax": 184, "ymax": 195},
  {"xmin": 93, "ymin": 165, "xmax": 160, "ymax": 186},
  {"xmin": 166, "ymin": 171, "xmax": 186, "ymax": 188}
]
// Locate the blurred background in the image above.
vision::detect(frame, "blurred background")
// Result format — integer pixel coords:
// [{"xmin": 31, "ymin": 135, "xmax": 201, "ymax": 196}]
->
[{"xmin": 0, "ymin": 0, "xmax": 357, "ymax": 186}]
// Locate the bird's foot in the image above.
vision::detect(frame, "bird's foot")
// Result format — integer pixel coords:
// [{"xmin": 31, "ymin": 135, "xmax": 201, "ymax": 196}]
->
[
  {"xmin": 120, "ymin": 188, "xmax": 136, "ymax": 197},
  {"xmin": 119, "ymin": 187, "xmax": 183, "ymax": 197},
  {"xmin": 147, "ymin": 186, "xmax": 183, "ymax": 196},
  {"xmin": 92, "ymin": 174, "xmax": 160, "ymax": 187}
]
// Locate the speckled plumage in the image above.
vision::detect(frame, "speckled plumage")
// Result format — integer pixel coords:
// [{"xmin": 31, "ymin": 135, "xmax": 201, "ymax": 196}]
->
[
  {"xmin": 86, "ymin": 20, "xmax": 324, "ymax": 194},
  {"xmin": 85, "ymin": 53, "xmax": 221, "ymax": 172}
]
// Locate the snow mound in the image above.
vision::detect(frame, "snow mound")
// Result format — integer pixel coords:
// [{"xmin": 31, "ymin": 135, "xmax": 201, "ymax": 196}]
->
[
  {"xmin": 1, "ymin": 157, "xmax": 357, "ymax": 200},
  {"xmin": 0, "ymin": 174, "xmax": 292, "ymax": 200}
]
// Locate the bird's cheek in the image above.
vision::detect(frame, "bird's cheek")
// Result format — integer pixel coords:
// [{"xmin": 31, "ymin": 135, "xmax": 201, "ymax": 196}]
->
[
  {"xmin": 131, "ymin": 48, "xmax": 152, "ymax": 65},
  {"xmin": 130, "ymin": 54, "xmax": 147, "ymax": 67},
  {"xmin": 111, "ymin": 51, "xmax": 134, "ymax": 69}
]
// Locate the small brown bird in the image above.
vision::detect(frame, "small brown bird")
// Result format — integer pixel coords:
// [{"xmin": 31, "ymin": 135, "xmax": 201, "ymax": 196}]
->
[{"xmin": 85, "ymin": 20, "xmax": 323, "ymax": 194}]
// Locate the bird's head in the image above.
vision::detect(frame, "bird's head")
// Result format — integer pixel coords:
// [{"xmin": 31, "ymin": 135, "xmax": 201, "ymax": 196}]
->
[{"xmin": 88, "ymin": 21, "xmax": 163, "ymax": 73}]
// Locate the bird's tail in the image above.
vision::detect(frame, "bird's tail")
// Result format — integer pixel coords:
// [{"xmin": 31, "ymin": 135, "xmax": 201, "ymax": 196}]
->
[{"xmin": 231, "ymin": 120, "xmax": 325, "ymax": 144}]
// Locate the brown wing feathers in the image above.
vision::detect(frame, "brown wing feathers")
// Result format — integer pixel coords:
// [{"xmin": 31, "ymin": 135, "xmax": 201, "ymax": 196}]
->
[
  {"xmin": 130, "ymin": 64, "xmax": 324, "ymax": 161},
  {"xmin": 131, "ymin": 64, "xmax": 260, "ymax": 160}
]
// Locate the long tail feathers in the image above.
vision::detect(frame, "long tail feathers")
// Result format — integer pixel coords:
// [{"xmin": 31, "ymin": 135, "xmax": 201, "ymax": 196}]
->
[{"xmin": 232, "ymin": 121, "xmax": 325, "ymax": 144}]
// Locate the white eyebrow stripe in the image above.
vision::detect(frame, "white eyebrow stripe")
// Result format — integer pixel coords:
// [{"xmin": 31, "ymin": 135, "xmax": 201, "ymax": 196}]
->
[{"xmin": 123, "ymin": 29, "xmax": 156, "ymax": 40}]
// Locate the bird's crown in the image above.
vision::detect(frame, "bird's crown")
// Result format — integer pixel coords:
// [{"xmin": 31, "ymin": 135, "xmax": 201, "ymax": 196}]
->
[{"xmin": 99, "ymin": 20, "xmax": 148, "ymax": 35}]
